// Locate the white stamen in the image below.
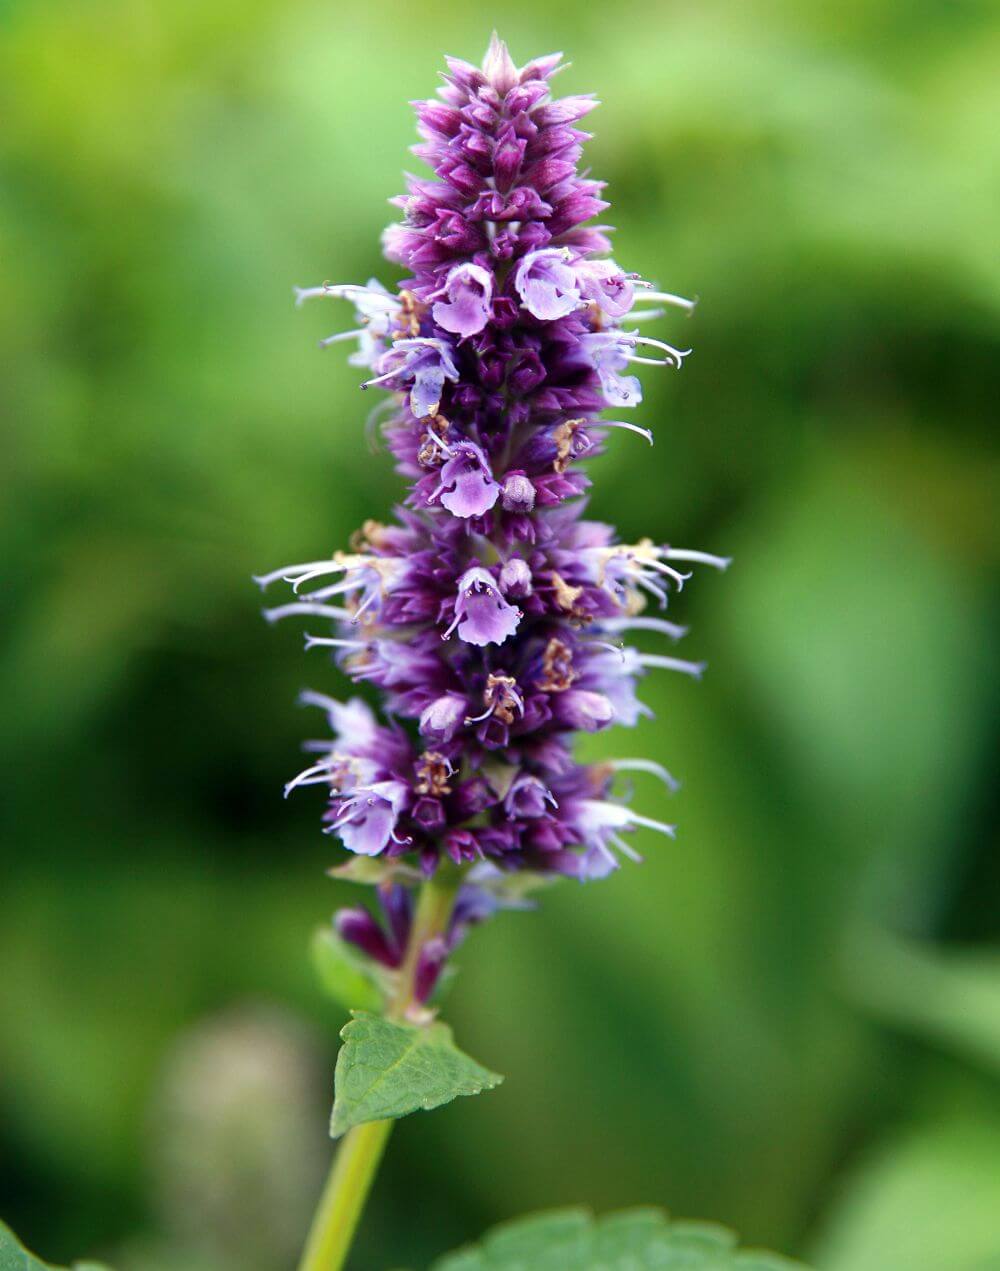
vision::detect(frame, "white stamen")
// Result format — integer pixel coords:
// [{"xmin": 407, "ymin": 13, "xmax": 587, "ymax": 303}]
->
[
  {"xmin": 303, "ymin": 635, "xmax": 370, "ymax": 652},
  {"xmin": 589, "ymin": 639, "xmax": 626, "ymax": 660},
  {"xmin": 641, "ymin": 558, "xmax": 692, "ymax": 589},
  {"xmin": 611, "ymin": 758, "xmax": 680, "ymax": 794},
  {"xmin": 662, "ymin": 548, "xmax": 732, "ymax": 571},
  {"xmin": 609, "ymin": 831, "xmax": 643, "ymax": 862},
  {"xmin": 597, "ymin": 419, "xmax": 654, "ymax": 444},
  {"xmin": 602, "ymin": 616, "xmax": 689, "ymax": 642},
  {"xmin": 263, "ymin": 602, "xmax": 353, "ymax": 624},
  {"xmin": 360, "ymin": 368, "xmax": 400, "ymax": 390},
  {"xmin": 284, "ymin": 763, "xmax": 335, "ymax": 798},
  {"xmin": 424, "ymin": 429, "xmax": 454, "ymax": 457},
  {"xmin": 627, "ymin": 811, "xmax": 677, "ymax": 838},
  {"xmin": 319, "ymin": 329, "xmax": 364, "ymax": 349},
  {"xmin": 298, "ymin": 689, "xmax": 340, "ymax": 713},
  {"xmin": 634, "ymin": 289, "xmax": 696, "ymax": 313},
  {"xmin": 638, "ymin": 653, "xmax": 706, "ymax": 679},
  {"xmin": 634, "ymin": 574, "xmax": 670, "ymax": 608},
  {"xmin": 631, "ymin": 334, "xmax": 691, "ymax": 367},
  {"xmin": 252, "ymin": 560, "xmax": 339, "ymax": 589},
  {"xmin": 301, "ymin": 577, "xmax": 366, "ymax": 602}
]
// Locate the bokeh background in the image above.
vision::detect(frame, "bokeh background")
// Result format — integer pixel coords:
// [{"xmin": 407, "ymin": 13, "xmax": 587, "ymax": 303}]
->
[{"xmin": 2, "ymin": 1, "xmax": 998, "ymax": 1267}]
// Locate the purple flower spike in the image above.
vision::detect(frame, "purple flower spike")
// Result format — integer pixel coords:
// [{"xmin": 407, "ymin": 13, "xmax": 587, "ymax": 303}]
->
[
  {"xmin": 259, "ymin": 35, "xmax": 726, "ymax": 974},
  {"xmin": 432, "ymin": 263, "xmax": 494, "ymax": 338}
]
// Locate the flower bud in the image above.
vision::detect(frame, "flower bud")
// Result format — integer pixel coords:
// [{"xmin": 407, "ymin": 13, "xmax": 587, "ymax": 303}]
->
[{"xmin": 501, "ymin": 472, "xmax": 536, "ymax": 513}]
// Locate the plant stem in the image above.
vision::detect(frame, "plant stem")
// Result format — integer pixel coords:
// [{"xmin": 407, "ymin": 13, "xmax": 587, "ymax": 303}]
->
[
  {"xmin": 298, "ymin": 869, "xmax": 462, "ymax": 1271},
  {"xmin": 298, "ymin": 1117, "xmax": 393, "ymax": 1271}
]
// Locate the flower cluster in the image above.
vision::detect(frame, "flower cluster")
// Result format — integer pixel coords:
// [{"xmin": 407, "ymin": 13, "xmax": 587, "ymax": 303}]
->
[{"xmin": 258, "ymin": 36, "xmax": 727, "ymax": 912}]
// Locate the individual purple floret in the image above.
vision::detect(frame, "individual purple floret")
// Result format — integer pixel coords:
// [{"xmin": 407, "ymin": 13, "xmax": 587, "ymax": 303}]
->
[{"xmin": 257, "ymin": 35, "xmax": 728, "ymax": 905}]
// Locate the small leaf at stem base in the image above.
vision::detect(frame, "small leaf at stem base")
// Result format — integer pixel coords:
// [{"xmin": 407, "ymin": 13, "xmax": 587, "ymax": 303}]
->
[{"xmin": 330, "ymin": 1011, "xmax": 502, "ymax": 1138}]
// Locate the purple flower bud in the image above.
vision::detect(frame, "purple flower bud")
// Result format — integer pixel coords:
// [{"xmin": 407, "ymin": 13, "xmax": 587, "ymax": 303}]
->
[
  {"xmin": 498, "ymin": 558, "xmax": 532, "ymax": 597},
  {"xmin": 414, "ymin": 935, "xmax": 449, "ymax": 1002},
  {"xmin": 336, "ymin": 906, "xmax": 400, "ymax": 967},
  {"xmin": 431, "ymin": 263, "xmax": 494, "ymax": 338},
  {"xmin": 501, "ymin": 472, "xmax": 536, "ymax": 513},
  {"xmin": 411, "ymin": 796, "xmax": 447, "ymax": 832},
  {"xmin": 504, "ymin": 774, "xmax": 556, "ymax": 819},
  {"xmin": 555, "ymin": 689, "xmax": 615, "ymax": 731},
  {"xmin": 419, "ymin": 692, "xmax": 467, "ymax": 742}
]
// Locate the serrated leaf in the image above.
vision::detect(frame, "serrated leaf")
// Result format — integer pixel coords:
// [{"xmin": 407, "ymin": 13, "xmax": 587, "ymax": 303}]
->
[
  {"xmin": 330, "ymin": 1011, "xmax": 502, "ymax": 1138},
  {"xmin": 311, "ymin": 927, "xmax": 385, "ymax": 1013},
  {"xmin": 0, "ymin": 1220, "xmax": 114, "ymax": 1271},
  {"xmin": 430, "ymin": 1207, "xmax": 807, "ymax": 1270}
]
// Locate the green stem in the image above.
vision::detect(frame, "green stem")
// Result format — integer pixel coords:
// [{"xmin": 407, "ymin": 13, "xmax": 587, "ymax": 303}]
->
[
  {"xmin": 298, "ymin": 1117, "xmax": 393, "ymax": 1271},
  {"xmin": 298, "ymin": 868, "xmax": 462, "ymax": 1271}
]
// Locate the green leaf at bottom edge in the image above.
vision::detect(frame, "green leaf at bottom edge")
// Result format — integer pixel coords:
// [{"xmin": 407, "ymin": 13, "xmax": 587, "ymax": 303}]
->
[
  {"xmin": 429, "ymin": 1207, "xmax": 809, "ymax": 1270},
  {"xmin": 330, "ymin": 1011, "xmax": 502, "ymax": 1138},
  {"xmin": 0, "ymin": 1220, "xmax": 114, "ymax": 1271}
]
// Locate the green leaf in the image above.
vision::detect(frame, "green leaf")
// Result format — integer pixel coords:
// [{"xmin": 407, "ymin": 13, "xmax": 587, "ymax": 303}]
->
[
  {"xmin": 0, "ymin": 1220, "xmax": 113, "ymax": 1271},
  {"xmin": 311, "ymin": 927, "xmax": 385, "ymax": 1013},
  {"xmin": 430, "ymin": 1207, "xmax": 806, "ymax": 1269},
  {"xmin": 330, "ymin": 1011, "xmax": 502, "ymax": 1138}
]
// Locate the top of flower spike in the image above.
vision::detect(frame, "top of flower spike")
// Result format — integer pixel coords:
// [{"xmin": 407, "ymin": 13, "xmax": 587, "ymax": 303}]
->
[{"xmin": 443, "ymin": 32, "xmax": 570, "ymax": 97}]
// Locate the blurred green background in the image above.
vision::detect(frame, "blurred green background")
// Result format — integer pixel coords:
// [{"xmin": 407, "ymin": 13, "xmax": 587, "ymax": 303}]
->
[{"xmin": 2, "ymin": 0, "xmax": 998, "ymax": 1267}]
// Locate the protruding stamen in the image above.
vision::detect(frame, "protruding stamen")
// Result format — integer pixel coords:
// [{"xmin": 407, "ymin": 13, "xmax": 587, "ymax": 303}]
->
[
  {"xmin": 641, "ymin": 557, "xmax": 693, "ymax": 590},
  {"xmin": 298, "ymin": 689, "xmax": 340, "ymax": 713},
  {"xmin": 303, "ymin": 635, "xmax": 370, "ymax": 652},
  {"xmin": 284, "ymin": 763, "xmax": 335, "ymax": 798},
  {"xmin": 319, "ymin": 329, "xmax": 364, "ymax": 349},
  {"xmin": 611, "ymin": 758, "xmax": 681, "ymax": 794},
  {"xmin": 627, "ymin": 811, "xmax": 677, "ymax": 838},
  {"xmin": 662, "ymin": 548, "xmax": 732, "ymax": 571},
  {"xmin": 602, "ymin": 616, "xmax": 689, "ymax": 642},
  {"xmin": 252, "ymin": 560, "xmax": 339, "ymax": 590},
  {"xmin": 597, "ymin": 419, "xmax": 654, "ymax": 444},
  {"xmin": 609, "ymin": 831, "xmax": 643, "ymax": 863},
  {"xmin": 633, "ymin": 289, "xmax": 697, "ymax": 313},
  {"xmin": 630, "ymin": 335, "xmax": 691, "ymax": 368},
  {"xmin": 638, "ymin": 653, "xmax": 706, "ymax": 679},
  {"xmin": 263, "ymin": 602, "xmax": 353, "ymax": 624}
]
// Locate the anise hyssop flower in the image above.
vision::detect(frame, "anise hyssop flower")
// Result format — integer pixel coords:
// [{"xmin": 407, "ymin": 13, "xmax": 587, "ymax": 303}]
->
[{"xmin": 256, "ymin": 35, "xmax": 728, "ymax": 998}]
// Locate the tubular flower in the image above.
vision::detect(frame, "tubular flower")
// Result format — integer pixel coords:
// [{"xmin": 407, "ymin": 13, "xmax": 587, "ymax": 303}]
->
[{"xmin": 258, "ymin": 34, "xmax": 728, "ymax": 895}]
